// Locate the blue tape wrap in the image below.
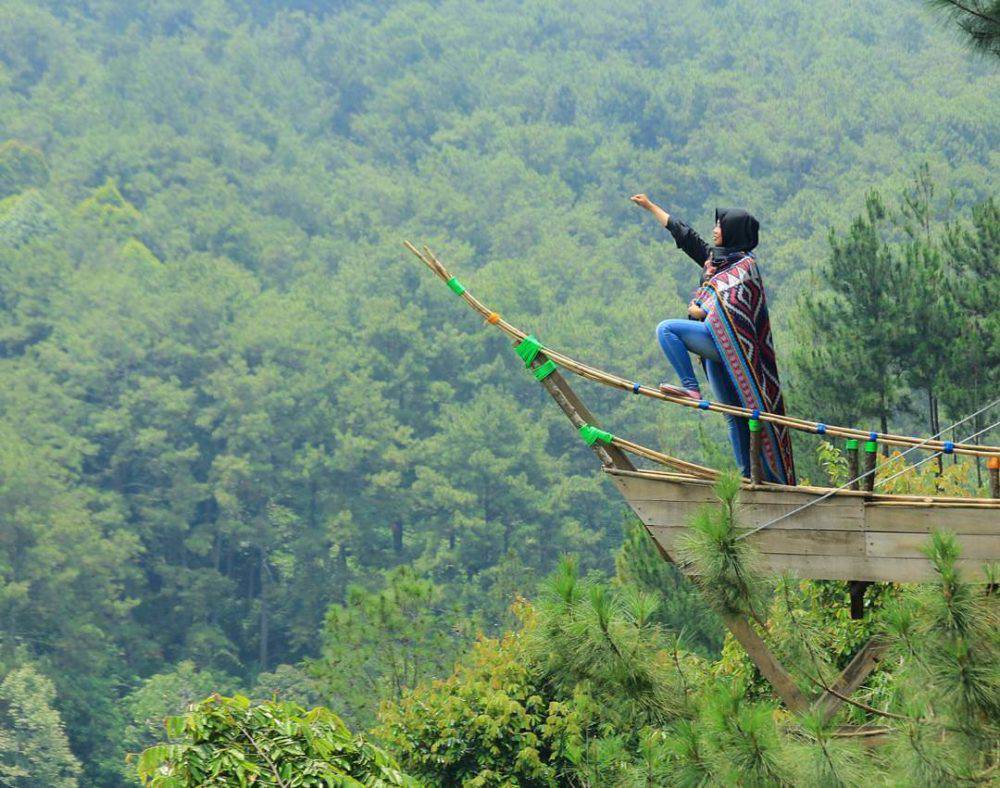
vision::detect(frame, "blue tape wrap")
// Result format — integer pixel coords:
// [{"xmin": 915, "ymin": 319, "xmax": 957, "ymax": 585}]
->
[
  {"xmin": 698, "ymin": 400, "xmax": 710, "ymax": 410},
  {"xmin": 632, "ymin": 382, "xmax": 640, "ymax": 394},
  {"xmin": 943, "ymin": 441, "xmax": 954, "ymax": 454},
  {"xmin": 816, "ymin": 423, "xmax": 826, "ymax": 434}
]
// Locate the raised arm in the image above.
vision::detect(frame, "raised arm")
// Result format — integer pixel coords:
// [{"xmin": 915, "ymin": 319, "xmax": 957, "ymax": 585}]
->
[{"xmin": 631, "ymin": 194, "xmax": 710, "ymax": 268}]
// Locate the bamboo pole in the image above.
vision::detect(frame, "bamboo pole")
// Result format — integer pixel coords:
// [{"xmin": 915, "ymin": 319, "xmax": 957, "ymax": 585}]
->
[
  {"xmin": 611, "ymin": 467, "xmax": 1000, "ymax": 506},
  {"xmin": 749, "ymin": 417, "xmax": 763, "ymax": 485},
  {"xmin": 405, "ymin": 243, "xmax": 1000, "ymax": 460}
]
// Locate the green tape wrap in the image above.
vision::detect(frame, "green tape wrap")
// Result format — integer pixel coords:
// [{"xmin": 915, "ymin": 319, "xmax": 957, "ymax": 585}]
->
[
  {"xmin": 533, "ymin": 359, "xmax": 557, "ymax": 381},
  {"xmin": 864, "ymin": 440, "xmax": 878, "ymax": 453},
  {"xmin": 748, "ymin": 418, "xmax": 761, "ymax": 433},
  {"xmin": 579, "ymin": 424, "xmax": 613, "ymax": 446},
  {"xmin": 445, "ymin": 276, "xmax": 465, "ymax": 295},
  {"xmin": 845, "ymin": 439, "xmax": 859, "ymax": 450},
  {"xmin": 515, "ymin": 334, "xmax": 542, "ymax": 367}
]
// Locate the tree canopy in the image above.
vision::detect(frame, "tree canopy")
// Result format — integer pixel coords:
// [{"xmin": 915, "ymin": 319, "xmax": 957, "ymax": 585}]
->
[{"xmin": 0, "ymin": 0, "xmax": 995, "ymax": 783}]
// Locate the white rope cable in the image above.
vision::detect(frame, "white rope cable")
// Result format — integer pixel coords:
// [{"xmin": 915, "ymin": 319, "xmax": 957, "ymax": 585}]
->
[
  {"xmin": 874, "ymin": 419, "xmax": 1000, "ymax": 489},
  {"xmin": 733, "ymin": 399, "xmax": 1000, "ymax": 542}
]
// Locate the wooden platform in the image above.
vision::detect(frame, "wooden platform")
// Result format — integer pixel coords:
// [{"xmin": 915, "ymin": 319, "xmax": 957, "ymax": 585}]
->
[{"xmin": 608, "ymin": 469, "xmax": 1000, "ymax": 582}]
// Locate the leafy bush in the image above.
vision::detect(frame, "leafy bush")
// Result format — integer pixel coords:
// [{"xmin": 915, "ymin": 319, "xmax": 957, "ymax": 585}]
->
[{"xmin": 135, "ymin": 695, "xmax": 413, "ymax": 787}]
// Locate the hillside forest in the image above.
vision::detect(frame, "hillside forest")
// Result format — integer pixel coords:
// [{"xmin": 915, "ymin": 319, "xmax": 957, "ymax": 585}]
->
[{"xmin": 0, "ymin": 0, "xmax": 997, "ymax": 785}]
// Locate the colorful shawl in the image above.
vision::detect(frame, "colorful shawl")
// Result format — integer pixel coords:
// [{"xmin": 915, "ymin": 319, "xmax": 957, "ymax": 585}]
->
[{"xmin": 694, "ymin": 252, "xmax": 796, "ymax": 485}]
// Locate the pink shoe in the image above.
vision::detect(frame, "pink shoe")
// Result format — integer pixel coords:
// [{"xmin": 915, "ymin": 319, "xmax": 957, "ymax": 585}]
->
[{"xmin": 659, "ymin": 382, "xmax": 702, "ymax": 400}]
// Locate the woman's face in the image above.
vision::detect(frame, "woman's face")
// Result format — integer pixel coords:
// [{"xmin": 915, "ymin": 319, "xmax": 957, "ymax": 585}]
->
[{"xmin": 712, "ymin": 220, "xmax": 723, "ymax": 246}]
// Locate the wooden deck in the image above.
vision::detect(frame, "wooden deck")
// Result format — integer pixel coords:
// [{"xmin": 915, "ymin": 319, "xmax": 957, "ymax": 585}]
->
[{"xmin": 607, "ymin": 469, "xmax": 1000, "ymax": 582}]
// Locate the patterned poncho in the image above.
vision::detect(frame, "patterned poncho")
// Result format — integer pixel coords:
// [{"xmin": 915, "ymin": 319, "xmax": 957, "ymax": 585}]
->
[{"xmin": 694, "ymin": 251, "xmax": 796, "ymax": 485}]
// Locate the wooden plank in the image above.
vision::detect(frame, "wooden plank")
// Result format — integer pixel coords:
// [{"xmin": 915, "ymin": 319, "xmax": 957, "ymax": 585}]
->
[
  {"xmin": 866, "ymin": 532, "xmax": 1000, "ymax": 562},
  {"xmin": 814, "ymin": 639, "xmax": 888, "ymax": 723},
  {"xmin": 615, "ymin": 474, "xmax": 862, "ymax": 509},
  {"xmin": 751, "ymin": 554, "xmax": 986, "ymax": 583},
  {"xmin": 648, "ymin": 526, "xmax": 865, "ymax": 558},
  {"xmin": 649, "ymin": 540, "xmax": 986, "ymax": 581},
  {"xmin": 611, "ymin": 471, "xmax": 995, "ymax": 582},
  {"xmin": 607, "ymin": 468, "xmax": 1000, "ymax": 505},
  {"xmin": 627, "ymin": 499, "xmax": 865, "ymax": 531},
  {"xmin": 865, "ymin": 505, "xmax": 1000, "ymax": 535},
  {"xmin": 629, "ymin": 499, "xmax": 865, "ymax": 533}
]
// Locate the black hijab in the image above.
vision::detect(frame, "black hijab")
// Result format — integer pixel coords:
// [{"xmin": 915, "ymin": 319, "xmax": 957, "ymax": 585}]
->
[{"xmin": 714, "ymin": 207, "xmax": 759, "ymax": 255}]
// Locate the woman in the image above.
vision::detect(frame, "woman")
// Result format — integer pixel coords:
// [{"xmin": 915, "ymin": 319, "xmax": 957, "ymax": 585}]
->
[{"xmin": 630, "ymin": 193, "xmax": 795, "ymax": 485}]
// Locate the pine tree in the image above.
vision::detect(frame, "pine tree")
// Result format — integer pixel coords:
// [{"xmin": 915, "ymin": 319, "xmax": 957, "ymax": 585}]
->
[
  {"xmin": 897, "ymin": 165, "xmax": 955, "ymax": 455},
  {"xmin": 926, "ymin": 1, "xmax": 1000, "ymax": 58},
  {"xmin": 308, "ymin": 566, "xmax": 466, "ymax": 730},
  {"xmin": 939, "ymin": 198, "xmax": 1000, "ymax": 479},
  {"xmin": 0, "ymin": 665, "xmax": 81, "ymax": 788},
  {"xmin": 791, "ymin": 192, "xmax": 912, "ymax": 436}
]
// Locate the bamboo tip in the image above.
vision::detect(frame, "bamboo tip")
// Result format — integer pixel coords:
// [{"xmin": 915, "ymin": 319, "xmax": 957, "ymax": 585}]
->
[{"xmin": 988, "ymin": 456, "xmax": 1000, "ymax": 470}]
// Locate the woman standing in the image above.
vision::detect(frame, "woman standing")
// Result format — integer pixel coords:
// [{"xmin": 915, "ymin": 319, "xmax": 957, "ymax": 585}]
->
[{"xmin": 631, "ymin": 194, "xmax": 796, "ymax": 485}]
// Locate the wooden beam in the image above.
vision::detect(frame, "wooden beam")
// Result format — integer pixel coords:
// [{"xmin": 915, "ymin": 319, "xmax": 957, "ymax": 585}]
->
[
  {"xmin": 721, "ymin": 614, "xmax": 810, "ymax": 713},
  {"xmin": 532, "ymin": 353, "xmax": 635, "ymax": 472},
  {"xmin": 813, "ymin": 638, "xmax": 888, "ymax": 723}
]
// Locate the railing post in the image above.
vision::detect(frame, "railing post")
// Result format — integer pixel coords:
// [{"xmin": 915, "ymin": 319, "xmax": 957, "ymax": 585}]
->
[
  {"xmin": 862, "ymin": 434, "xmax": 877, "ymax": 493},
  {"xmin": 989, "ymin": 456, "xmax": 1000, "ymax": 499},
  {"xmin": 846, "ymin": 439, "xmax": 860, "ymax": 490},
  {"xmin": 749, "ymin": 416, "xmax": 763, "ymax": 484}
]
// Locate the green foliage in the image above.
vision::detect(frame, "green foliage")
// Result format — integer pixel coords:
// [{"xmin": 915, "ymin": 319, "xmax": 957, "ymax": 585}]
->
[
  {"xmin": 677, "ymin": 472, "xmax": 766, "ymax": 619},
  {"xmin": 309, "ymin": 566, "xmax": 467, "ymax": 730},
  {"xmin": 0, "ymin": 141, "xmax": 48, "ymax": 199},
  {"xmin": 380, "ymin": 560, "xmax": 702, "ymax": 785},
  {"xmin": 376, "ymin": 608, "xmax": 586, "ymax": 786},
  {"xmin": 375, "ymin": 519, "xmax": 1000, "ymax": 786},
  {"xmin": 939, "ymin": 196, "xmax": 1000, "ymax": 453},
  {"xmin": 883, "ymin": 530, "xmax": 1000, "ymax": 783},
  {"xmin": 926, "ymin": 0, "xmax": 1000, "ymax": 58},
  {"xmin": 136, "ymin": 695, "xmax": 413, "ymax": 786},
  {"xmin": 0, "ymin": 664, "xmax": 81, "ymax": 787},
  {"xmin": 120, "ymin": 661, "xmax": 237, "ymax": 781},
  {"xmin": 0, "ymin": 0, "xmax": 994, "ymax": 781},
  {"xmin": 531, "ymin": 558, "xmax": 688, "ymax": 727},
  {"xmin": 791, "ymin": 168, "xmax": 997, "ymax": 481},
  {"xmin": 816, "ymin": 440, "xmax": 850, "ymax": 486},
  {"xmin": 614, "ymin": 517, "xmax": 725, "ymax": 656},
  {"xmin": 791, "ymin": 191, "xmax": 912, "ymax": 435},
  {"xmin": 788, "ymin": 712, "xmax": 869, "ymax": 788}
]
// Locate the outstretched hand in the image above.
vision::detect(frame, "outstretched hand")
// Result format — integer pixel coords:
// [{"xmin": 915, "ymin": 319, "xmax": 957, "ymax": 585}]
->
[{"xmin": 630, "ymin": 193, "xmax": 653, "ymax": 210}]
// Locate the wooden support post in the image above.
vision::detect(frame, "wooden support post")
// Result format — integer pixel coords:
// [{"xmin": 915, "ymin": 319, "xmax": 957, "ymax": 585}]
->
[
  {"xmin": 846, "ymin": 439, "xmax": 860, "ymax": 490},
  {"xmin": 989, "ymin": 456, "xmax": 1000, "ymax": 499},
  {"xmin": 521, "ymin": 343, "xmax": 635, "ymax": 472},
  {"xmin": 749, "ymin": 418, "xmax": 763, "ymax": 484},
  {"xmin": 721, "ymin": 614, "xmax": 810, "ymax": 713},
  {"xmin": 650, "ymin": 544, "xmax": 810, "ymax": 715},
  {"xmin": 814, "ymin": 638, "xmax": 888, "ymax": 723},
  {"xmin": 848, "ymin": 580, "xmax": 870, "ymax": 620},
  {"xmin": 862, "ymin": 437, "xmax": 877, "ymax": 493}
]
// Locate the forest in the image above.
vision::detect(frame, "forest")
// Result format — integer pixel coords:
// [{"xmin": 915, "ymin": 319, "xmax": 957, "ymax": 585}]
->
[{"xmin": 0, "ymin": 0, "xmax": 997, "ymax": 785}]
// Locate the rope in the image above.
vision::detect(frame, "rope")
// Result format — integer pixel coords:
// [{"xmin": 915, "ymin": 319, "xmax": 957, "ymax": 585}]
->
[
  {"xmin": 734, "ymin": 412, "xmax": 1000, "ymax": 542},
  {"xmin": 405, "ymin": 242, "xmax": 1000, "ymax": 460},
  {"xmin": 875, "ymin": 417, "xmax": 1000, "ymax": 489}
]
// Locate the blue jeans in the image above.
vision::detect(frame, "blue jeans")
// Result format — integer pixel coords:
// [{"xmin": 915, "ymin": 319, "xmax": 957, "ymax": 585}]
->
[{"xmin": 656, "ymin": 318, "xmax": 772, "ymax": 480}]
